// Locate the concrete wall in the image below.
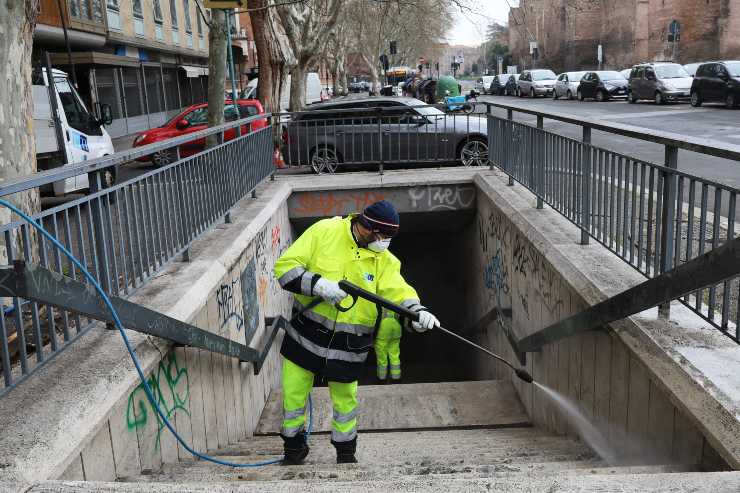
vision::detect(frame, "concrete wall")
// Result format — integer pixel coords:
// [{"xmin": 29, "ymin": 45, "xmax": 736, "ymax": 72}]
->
[
  {"xmin": 0, "ymin": 180, "xmax": 294, "ymax": 483},
  {"xmin": 460, "ymin": 171, "xmax": 734, "ymax": 469}
]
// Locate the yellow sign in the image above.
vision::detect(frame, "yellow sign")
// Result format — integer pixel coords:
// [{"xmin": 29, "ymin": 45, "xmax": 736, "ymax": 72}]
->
[{"xmin": 202, "ymin": 0, "xmax": 245, "ymax": 8}]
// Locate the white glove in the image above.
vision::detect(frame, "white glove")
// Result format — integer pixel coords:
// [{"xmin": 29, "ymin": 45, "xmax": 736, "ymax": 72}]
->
[
  {"xmin": 313, "ymin": 278, "xmax": 348, "ymax": 305},
  {"xmin": 412, "ymin": 310, "xmax": 439, "ymax": 333}
]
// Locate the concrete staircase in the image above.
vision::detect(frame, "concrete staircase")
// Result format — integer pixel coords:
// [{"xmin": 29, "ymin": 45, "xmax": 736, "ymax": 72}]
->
[{"xmin": 95, "ymin": 379, "xmax": 728, "ymax": 492}]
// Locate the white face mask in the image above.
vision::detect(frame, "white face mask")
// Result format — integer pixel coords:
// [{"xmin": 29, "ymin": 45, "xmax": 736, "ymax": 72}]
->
[{"xmin": 367, "ymin": 238, "xmax": 391, "ymax": 253}]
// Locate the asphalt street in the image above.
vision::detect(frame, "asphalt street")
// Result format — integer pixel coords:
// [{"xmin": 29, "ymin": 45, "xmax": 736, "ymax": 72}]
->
[{"xmin": 476, "ymin": 93, "xmax": 740, "ymax": 190}]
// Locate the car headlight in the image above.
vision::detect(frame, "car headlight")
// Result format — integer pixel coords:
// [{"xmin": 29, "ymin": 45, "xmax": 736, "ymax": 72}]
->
[
  {"xmin": 133, "ymin": 134, "xmax": 146, "ymax": 146},
  {"xmin": 662, "ymin": 82, "xmax": 676, "ymax": 91}
]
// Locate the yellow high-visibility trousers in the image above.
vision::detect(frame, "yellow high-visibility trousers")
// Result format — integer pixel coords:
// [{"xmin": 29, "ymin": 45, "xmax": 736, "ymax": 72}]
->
[
  {"xmin": 374, "ymin": 311, "xmax": 402, "ymax": 380},
  {"xmin": 281, "ymin": 357, "xmax": 358, "ymax": 443}
]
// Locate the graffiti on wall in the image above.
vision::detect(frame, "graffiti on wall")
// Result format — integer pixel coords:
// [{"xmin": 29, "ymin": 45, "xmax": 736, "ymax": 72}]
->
[
  {"xmin": 241, "ymin": 258, "xmax": 260, "ymax": 345},
  {"xmin": 216, "ymin": 279, "xmax": 244, "ymax": 332},
  {"xmin": 292, "ymin": 191, "xmax": 386, "ymax": 217},
  {"xmin": 126, "ymin": 352, "xmax": 189, "ymax": 450},
  {"xmin": 512, "ymin": 232, "xmax": 566, "ymax": 320},
  {"xmin": 408, "ymin": 185, "xmax": 475, "ymax": 211}
]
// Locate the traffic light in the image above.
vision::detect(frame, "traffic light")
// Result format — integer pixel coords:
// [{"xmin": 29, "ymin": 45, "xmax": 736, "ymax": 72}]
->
[
  {"xmin": 390, "ymin": 41, "xmax": 397, "ymax": 55},
  {"xmin": 380, "ymin": 54, "xmax": 389, "ymax": 71}
]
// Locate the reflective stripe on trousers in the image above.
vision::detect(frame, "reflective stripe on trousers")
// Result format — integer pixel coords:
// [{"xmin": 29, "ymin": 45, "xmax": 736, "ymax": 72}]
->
[
  {"xmin": 281, "ymin": 357, "xmax": 358, "ymax": 442},
  {"xmin": 374, "ymin": 336, "xmax": 401, "ymax": 380}
]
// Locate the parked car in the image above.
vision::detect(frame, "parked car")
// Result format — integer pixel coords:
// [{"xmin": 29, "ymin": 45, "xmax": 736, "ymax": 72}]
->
[
  {"xmin": 690, "ymin": 60, "xmax": 740, "ymax": 108},
  {"xmin": 504, "ymin": 74, "xmax": 520, "ymax": 95},
  {"xmin": 133, "ymin": 100, "xmax": 267, "ymax": 166},
  {"xmin": 475, "ymin": 75, "xmax": 495, "ymax": 94},
  {"xmin": 517, "ymin": 69, "xmax": 557, "ymax": 97},
  {"xmin": 578, "ymin": 71, "xmax": 628, "ymax": 101},
  {"xmin": 619, "ymin": 68, "xmax": 632, "ymax": 80},
  {"xmin": 684, "ymin": 62, "xmax": 702, "ymax": 77},
  {"xmin": 628, "ymin": 62, "xmax": 693, "ymax": 104},
  {"xmin": 553, "ymin": 71, "xmax": 587, "ymax": 100},
  {"xmin": 489, "ymin": 74, "xmax": 508, "ymax": 95},
  {"xmin": 281, "ymin": 96, "xmax": 489, "ymax": 173}
]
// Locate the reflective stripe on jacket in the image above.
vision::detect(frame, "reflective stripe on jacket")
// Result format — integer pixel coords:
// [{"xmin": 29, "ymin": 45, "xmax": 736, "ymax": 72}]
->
[{"xmin": 274, "ymin": 215, "xmax": 418, "ymax": 382}]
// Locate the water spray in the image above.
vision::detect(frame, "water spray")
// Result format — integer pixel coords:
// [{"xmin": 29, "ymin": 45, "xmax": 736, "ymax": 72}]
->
[{"xmin": 337, "ymin": 281, "xmax": 535, "ymax": 385}]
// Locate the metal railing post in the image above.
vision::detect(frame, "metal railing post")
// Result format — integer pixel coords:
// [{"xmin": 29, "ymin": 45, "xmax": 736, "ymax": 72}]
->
[
  {"xmin": 88, "ymin": 171, "xmax": 112, "ymax": 292},
  {"xmin": 581, "ymin": 127, "xmax": 592, "ymax": 245},
  {"xmin": 659, "ymin": 145, "xmax": 679, "ymax": 318},
  {"xmin": 377, "ymin": 107, "xmax": 384, "ymax": 175},
  {"xmin": 507, "ymin": 110, "xmax": 514, "ymax": 186},
  {"xmin": 536, "ymin": 116, "xmax": 544, "ymax": 209}
]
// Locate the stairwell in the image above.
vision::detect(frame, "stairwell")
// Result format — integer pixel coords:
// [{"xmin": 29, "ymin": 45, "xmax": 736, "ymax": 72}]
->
[{"xmin": 96, "ymin": 379, "xmax": 721, "ymax": 492}]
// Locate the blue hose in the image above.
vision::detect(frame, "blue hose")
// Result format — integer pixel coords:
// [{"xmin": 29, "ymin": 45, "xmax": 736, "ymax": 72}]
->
[{"xmin": 0, "ymin": 198, "xmax": 310, "ymax": 467}]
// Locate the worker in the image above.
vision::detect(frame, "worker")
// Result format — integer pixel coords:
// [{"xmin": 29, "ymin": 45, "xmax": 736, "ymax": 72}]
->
[
  {"xmin": 273, "ymin": 200, "xmax": 439, "ymax": 465},
  {"xmin": 374, "ymin": 309, "xmax": 403, "ymax": 383}
]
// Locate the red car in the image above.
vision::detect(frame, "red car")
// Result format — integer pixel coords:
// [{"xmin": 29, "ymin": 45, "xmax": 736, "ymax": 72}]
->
[{"xmin": 133, "ymin": 99, "xmax": 267, "ymax": 166}]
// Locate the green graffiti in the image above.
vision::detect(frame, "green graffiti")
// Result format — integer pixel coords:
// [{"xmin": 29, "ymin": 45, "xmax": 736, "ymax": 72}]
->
[{"xmin": 126, "ymin": 352, "xmax": 190, "ymax": 450}]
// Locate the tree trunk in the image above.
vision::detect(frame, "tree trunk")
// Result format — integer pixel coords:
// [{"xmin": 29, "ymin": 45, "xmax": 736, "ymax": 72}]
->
[
  {"xmin": 251, "ymin": 0, "xmax": 295, "ymax": 145},
  {"xmin": 288, "ymin": 64, "xmax": 305, "ymax": 111},
  {"xmin": 0, "ymin": 0, "xmax": 40, "ymax": 266},
  {"xmin": 206, "ymin": 9, "xmax": 228, "ymax": 148}
]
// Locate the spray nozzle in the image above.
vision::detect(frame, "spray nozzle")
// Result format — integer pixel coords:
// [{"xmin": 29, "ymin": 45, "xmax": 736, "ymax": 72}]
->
[{"xmin": 515, "ymin": 368, "xmax": 534, "ymax": 384}]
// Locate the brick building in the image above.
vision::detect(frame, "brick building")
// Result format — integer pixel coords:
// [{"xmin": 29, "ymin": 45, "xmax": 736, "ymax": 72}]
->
[{"xmin": 508, "ymin": 0, "xmax": 740, "ymax": 72}]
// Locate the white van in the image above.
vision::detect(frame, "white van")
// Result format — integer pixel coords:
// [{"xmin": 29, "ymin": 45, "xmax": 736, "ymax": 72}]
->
[
  {"xmin": 241, "ymin": 72, "xmax": 323, "ymax": 111},
  {"xmin": 33, "ymin": 68, "xmax": 115, "ymax": 195}
]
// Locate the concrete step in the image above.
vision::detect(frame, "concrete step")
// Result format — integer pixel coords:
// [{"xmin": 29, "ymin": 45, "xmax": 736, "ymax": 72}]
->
[
  {"xmin": 31, "ymin": 471, "xmax": 740, "ymax": 492},
  {"xmin": 120, "ymin": 428, "xmax": 601, "ymax": 483},
  {"xmin": 255, "ymin": 380, "xmax": 529, "ymax": 434}
]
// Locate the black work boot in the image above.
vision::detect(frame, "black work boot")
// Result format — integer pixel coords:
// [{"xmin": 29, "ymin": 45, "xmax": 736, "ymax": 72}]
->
[
  {"xmin": 332, "ymin": 437, "xmax": 358, "ymax": 464},
  {"xmin": 281, "ymin": 432, "xmax": 309, "ymax": 465}
]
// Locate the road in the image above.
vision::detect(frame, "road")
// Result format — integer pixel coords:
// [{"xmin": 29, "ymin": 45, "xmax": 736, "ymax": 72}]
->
[{"xmin": 476, "ymin": 94, "xmax": 740, "ymax": 190}]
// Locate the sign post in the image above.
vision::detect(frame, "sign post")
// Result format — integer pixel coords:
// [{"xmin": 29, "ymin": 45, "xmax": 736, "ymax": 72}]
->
[{"xmin": 597, "ymin": 44, "xmax": 603, "ymax": 70}]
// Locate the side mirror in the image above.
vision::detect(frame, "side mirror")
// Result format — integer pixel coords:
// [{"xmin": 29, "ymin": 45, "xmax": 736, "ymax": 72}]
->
[
  {"xmin": 99, "ymin": 103, "xmax": 113, "ymax": 126},
  {"xmin": 176, "ymin": 119, "xmax": 190, "ymax": 130}
]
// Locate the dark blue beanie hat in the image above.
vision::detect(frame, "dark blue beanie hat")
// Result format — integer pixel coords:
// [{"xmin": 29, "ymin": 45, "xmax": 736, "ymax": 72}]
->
[{"xmin": 359, "ymin": 200, "xmax": 399, "ymax": 237}]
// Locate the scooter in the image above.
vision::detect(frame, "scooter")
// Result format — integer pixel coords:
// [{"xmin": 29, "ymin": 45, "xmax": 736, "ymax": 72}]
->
[{"xmin": 336, "ymin": 280, "xmax": 534, "ymax": 384}]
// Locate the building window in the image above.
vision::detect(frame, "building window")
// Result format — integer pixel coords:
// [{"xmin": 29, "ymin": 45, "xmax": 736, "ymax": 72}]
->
[
  {"xmin": 106, "ymin": 0, "xmax": 121, "ymax": 29},
  {"xmin": 70, "ymin": 0, "xmax": 104, "ymax": 23},
  {"xmin": 196, "ymin": 8, "xmax": 204, "ymax": 49},
  {"xmin": 153, "ymin": 0, "xmax": 164, "ymax": 40},
  {"xmin": 183, "ymin": 0, "xmax": 192, "ymax": 33},
  {"xmin": 170, "ymin": 0, "xmax": 179, "ymax": 29},
  {"xmin": 132, "ymin": 0, "xmax": 145, "ymax": 36}
]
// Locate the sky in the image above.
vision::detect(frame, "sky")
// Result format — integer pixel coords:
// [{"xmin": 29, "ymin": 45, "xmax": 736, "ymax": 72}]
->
[{"xmin": 447, "ymin": 0, "xmax": 512, "ymax": 46}]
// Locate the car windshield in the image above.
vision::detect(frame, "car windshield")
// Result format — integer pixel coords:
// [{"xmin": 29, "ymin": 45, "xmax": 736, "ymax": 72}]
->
[
  {"xmin": 725, "ymin": 62, "xmax": 740, "ymax": 77},
  {"xmin": 655, "ymin": 64, "xmax": 689, "ymax": 78},
  {"xmin": 532, "ymin": 70, "xmax": 556, "ymax": 80},
  {"xmin": 599, "ymin": 71, "xmax": 624, "ymax": 80}
]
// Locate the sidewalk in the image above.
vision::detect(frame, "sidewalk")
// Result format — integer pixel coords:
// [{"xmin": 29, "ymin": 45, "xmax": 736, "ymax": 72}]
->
[{"xmin": 112, "ymin": 133, "xmax": 137, "ymax": 152}]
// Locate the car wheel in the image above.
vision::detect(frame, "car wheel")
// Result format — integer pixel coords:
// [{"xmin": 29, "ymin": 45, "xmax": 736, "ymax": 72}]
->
[
  {"xmin": 567, "ymin": 90, "xmax": 573, "ymax": 100},
  {"xmin": 628, "ymin": 91, "xmax": 637, "ymax": 104},
  {"xmin": 725, "ymin": 92, "xmax": 737, "ymax": 109},
  {"xmin": 529, "ymin": 88, "xmax": 535, "ymax": 98},
  {"xmin": 690, "ymin": 91, "xmax": 702, "ymax": 107},
  {"xmin": 654, "ymin": 91, "xmax": 665, "ymax": 105},
  {"xmin": 595, "ymin": 90, "xmax": 606, "ymax": 102},
  {"xmin": 310, "ymin": 145, "xmax": 340, "ymax": 174},
  {"xmin": 578, "ymin": 89, "xmax": 584, "ymax": 101},
  {"xmin": 459, "ymin": 138, "xmax": 489, "ymax": 167},
  {"xmin": 102, "ymin": 166, "xmax": 117, "ymax": 189},
  {"xmin": 152, "ymin": 148, "xmax": 176, "ymax": 166}
]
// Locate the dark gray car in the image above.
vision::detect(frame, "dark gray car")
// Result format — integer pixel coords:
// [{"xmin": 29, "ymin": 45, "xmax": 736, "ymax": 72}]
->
[{"xmin": 281, "ymin": 97, "xmax": 489, "ymax": 173}]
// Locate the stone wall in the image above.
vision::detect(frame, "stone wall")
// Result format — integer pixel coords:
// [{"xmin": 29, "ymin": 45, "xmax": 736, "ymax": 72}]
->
[{"xmin": 461, "ymin": 172, "xmax": 732, "ymax": 469}]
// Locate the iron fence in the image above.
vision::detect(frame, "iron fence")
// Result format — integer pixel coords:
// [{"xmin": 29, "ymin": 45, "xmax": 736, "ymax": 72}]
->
[
  {"xmin": 274, "ymin": 103, "xmax": 489, "ymax": 173},
  {"xmin": 487, "ymin": 108, "xmax": 740, "ymax": 344},
  {"xmin": 0, "ymin": 113, "xmax": 274, "ymax": 395}
]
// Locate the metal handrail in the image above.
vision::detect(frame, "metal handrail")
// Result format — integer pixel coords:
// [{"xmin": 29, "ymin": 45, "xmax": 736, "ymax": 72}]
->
[
  {"xmin": 0, "ymin": 112, "xmax": 272, "ymax": 197},
  {"xmin": 483, "ymin": 101, "xmax": 740, "ymax": 162}
]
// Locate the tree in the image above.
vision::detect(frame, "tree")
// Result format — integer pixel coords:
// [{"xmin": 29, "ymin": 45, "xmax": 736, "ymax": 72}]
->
[
  {"xmin": 0, "ymin": 0, "xmax": 41, "ymax": 264},
  {"xmin": 279, "ymin": 0, "xmax": 342, "ymax": 111},
  {"xmin": 250, "ymin": 0, "xmax": 296, "ymax": 116},
  {"xmin": 206, "ymin": 8, "xmax": 227, "ymax": 148}
]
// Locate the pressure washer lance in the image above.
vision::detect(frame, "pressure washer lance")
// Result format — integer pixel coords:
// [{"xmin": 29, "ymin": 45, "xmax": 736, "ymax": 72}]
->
[{"xmin": 337, "ymin": 280, "xmax": 534, "ymax": 384}]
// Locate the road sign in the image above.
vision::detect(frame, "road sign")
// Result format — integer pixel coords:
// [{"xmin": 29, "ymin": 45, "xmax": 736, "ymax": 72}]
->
[
  {"xmin": 507, "ymin": 66, "xmax": 517, "ymax": 74},
  {"xmin": 529, "ymin": 41, "xmax": 538, "ymax": 54},
  {"xmin": 597, "ymin": 44, "xmax": 603, "ymax": 63},
  {"xmin": 390, "ymin": 41, "xmax": 397, "ymax": 55},
  {"xmin": 203, "ymin": 0, "xmax": 244, "ymax": 8},
  {"xmin": 669, "ymin": 20, "xmax": 681, "ymax": 34}
]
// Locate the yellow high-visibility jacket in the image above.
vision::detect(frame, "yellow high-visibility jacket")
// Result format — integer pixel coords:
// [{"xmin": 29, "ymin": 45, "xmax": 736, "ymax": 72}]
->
[{"xmin": 274, "ymin": 215, "xmax": 420, "ymax": 382}]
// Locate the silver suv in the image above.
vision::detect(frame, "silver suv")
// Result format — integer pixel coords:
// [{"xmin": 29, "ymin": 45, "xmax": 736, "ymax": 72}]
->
[
  {"xmin": 628, "ymin": 62, "xmax": 693, "ymax": 104},
  {"xmin": 517, "ymin": 69, "xmax": 557, "ymax": 98}
]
